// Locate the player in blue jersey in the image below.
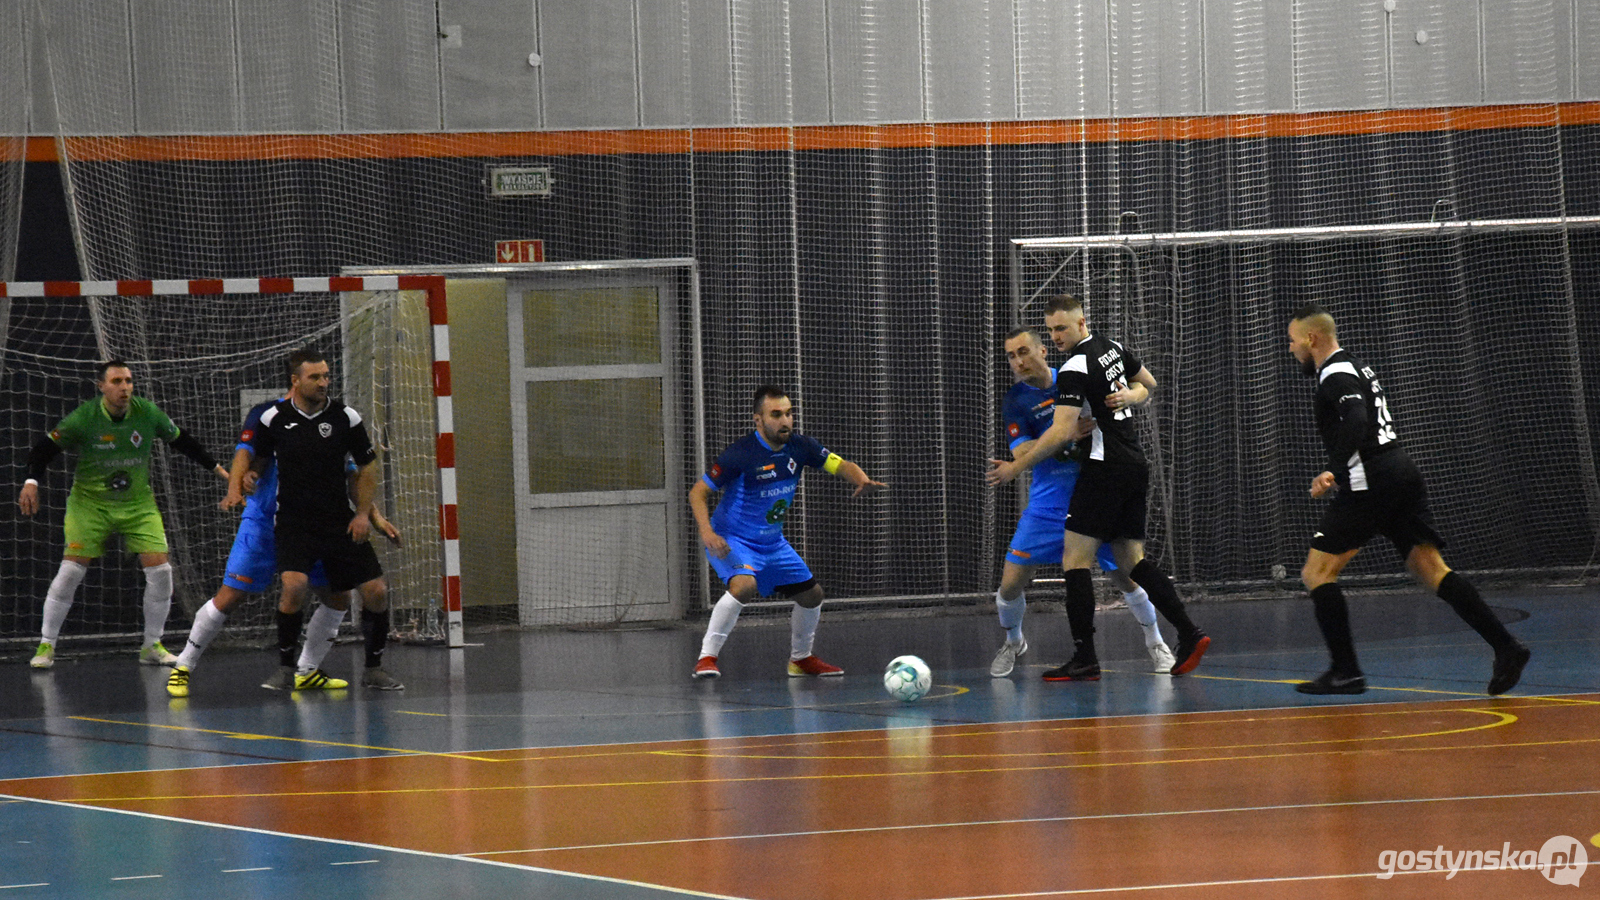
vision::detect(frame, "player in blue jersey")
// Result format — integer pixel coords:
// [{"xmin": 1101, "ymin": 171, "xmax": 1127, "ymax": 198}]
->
[
  {"xmin": 690, "ymin": 385, "xmax": 886, "ymax": 679},
  {"xmin": 165, "ymin": 394, "xmax": 398, "ymax": 698},
  {"xmin": 989, "ymin": 328, "xmax": 1176, "ymax": 677}
]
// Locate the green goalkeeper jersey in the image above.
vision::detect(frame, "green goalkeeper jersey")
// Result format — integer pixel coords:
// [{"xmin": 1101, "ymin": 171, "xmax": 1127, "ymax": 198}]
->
[{"xmin": 49, "ymin": 396, "xmax": 180, "ymax": 504}]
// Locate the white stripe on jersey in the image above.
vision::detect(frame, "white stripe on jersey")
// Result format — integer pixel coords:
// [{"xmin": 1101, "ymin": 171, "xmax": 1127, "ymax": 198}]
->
[
  {"xmin": 1319, "ymin": 361, "xmax": 1359, "ymax": 383},
  {"xmin": 1062, "ymin": 355, "xmax": 1089, "ymax": 375},
  {"xmin": 1084, "ymin": 400, "xmax": 1104, "ymax": 461},
  {"xmin": 1347, "ymin": 451, "xmax": 1367, "ymax": 491},
  {"xmin": 260, "ymin": 406, "xmax": 279, "ymax": 426},
  {"xmin": 344, "ymin": 406, "xmax": 362, "ymax": 426}
]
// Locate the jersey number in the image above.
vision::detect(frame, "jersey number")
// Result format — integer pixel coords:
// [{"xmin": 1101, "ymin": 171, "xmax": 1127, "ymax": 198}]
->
[
  {"xmin": 765, "ymin": 499, "xmax": 791, "ymax": 525},
  {"xmin": 1110, "ymin": 379, "xmax": 1134, "ymax": 421},
  {"xmin": 1373, "ymin": 386, "xmax": 1396, "ymax": 444}
]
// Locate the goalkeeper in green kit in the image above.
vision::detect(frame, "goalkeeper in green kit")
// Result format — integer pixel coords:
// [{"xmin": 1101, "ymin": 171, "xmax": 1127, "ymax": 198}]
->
[{"xmin": 17, "ymin": 361, "xmax": 229, "ymax": 668}]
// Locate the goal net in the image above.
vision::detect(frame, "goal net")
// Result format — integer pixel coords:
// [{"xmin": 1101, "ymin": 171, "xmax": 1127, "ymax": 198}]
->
[
  {"xmin": 1010, "ymin": 218, "xmax": 1600, "ymax": 591},
  {"xmin": 0, "ymin": 277, "xmax": 454, "ymax": 651}
]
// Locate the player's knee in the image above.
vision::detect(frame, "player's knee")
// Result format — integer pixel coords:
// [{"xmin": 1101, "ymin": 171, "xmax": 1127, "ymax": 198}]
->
[
  {"xmin": 359, "ymin": 579, "xmax": 387, "ymax": 612},
  {"xmin": 791, "ymin": 586, "xmax": 824, "ymax": 609},
  {"xmin": 727, "ymin": 576, "xmax": 758, "ymax": 603}
]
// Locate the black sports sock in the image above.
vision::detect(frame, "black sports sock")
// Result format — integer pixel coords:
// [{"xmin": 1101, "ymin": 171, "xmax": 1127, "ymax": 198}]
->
[
  {"xmin": 361, "ymin": 608, "xmax": 390, "ymax": 669},
  {"xmin": 1309, "ymin": 583, "xmax": 1361, "ymax": 676},
  {"xmin": 1129, "ymin": 559, "xmax": 1198, "ymax": 638},
  {"xmin": 1063, "ymin": 568, "xmax": 1097, "ymax": 662},
  {"xmin": 1436, "ymin": 571, "xmax": 1514, "ymax": 652},
  {"xmin": 275, "ymin": 609, "xmax": 303, "ymax": 668}
]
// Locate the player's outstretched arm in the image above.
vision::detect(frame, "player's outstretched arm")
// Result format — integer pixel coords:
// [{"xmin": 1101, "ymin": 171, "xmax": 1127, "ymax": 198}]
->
[
  {"xmin": 689, "ymin": 479, "xmax": 730, "ymax": 558},
  {"xmin": 831, "ymin": 459, "xmax": 886, "ymax": 498},
  {"xmin": 221, "ymin": 447, "xmax": 255, "ymax": 510},
  {"xmin": 167, "ymin": 429, "xmax": 225, "ymax": 480},
  {"xmin": 987, "ymin": 406, "xmax": 1080, "ymax": 486}
]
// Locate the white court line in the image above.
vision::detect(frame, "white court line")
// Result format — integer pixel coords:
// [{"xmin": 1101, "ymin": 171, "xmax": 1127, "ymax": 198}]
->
[
  {"xmin": 922, "ymin": 861, "xmax": 1544, "ymax": 898},
  {"xmin": 330, "ymin": 860, "xmax": 379, "ymax": 866},
  {"xmin": 0, "ymin": 886, "xmax": 49, "ymax": 891},
  {"xmin": 221, "ymin": 867, "xmax": 272, "ymax": 873},
  {"xmin": 109, "ymin": 875, "xmax": 162, "ymax": 881},
  {"xmin": 468, "ymin": 787, "xmax": 1600, "ymax": 855},
  {"xmin": 0, "ymin": 793, "xmax": 743, "ymax": 900}
]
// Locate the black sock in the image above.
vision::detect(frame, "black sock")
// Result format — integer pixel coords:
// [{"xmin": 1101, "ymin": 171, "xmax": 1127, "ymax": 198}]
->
[
  {"xmin": 1063, "ymin": 568, "xmax": 1097, "ymax": 661},
  {"xmin": 361, "ymin": 608, "xmax": 390, "ymax": 669},
  {"xmin": 276, "ymin": 609, "xmax": 303, "ymax": 668},
  {"xmin": 1436, "ymin": 571, "xmax": 1514, "ymax": 652},
  {"xmin": 1309, "ymin": 583, "xmax": 1361, "ymax": 676},
  {"xmin": 1129, "ymin": 559, "xmax": 1198, "ymax": 639}
]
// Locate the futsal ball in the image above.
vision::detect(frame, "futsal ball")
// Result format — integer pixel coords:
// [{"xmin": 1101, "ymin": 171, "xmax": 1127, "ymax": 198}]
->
[{"xmin": 883, "ymin": 655, "xmax": 933, "ymax": 702}]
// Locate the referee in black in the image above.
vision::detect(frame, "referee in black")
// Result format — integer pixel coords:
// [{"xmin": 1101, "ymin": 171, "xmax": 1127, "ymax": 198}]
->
[
  {"xmin": 988, "ymin": 294, "xmax": 1210, "ymax": 681},
  {"xmin": 1287, "ymin": 304, "xmax": 1529, "ymax": 695},
  {"xmin": 229, "ymin": 348, "xmax": 402, "ymax": 691}
]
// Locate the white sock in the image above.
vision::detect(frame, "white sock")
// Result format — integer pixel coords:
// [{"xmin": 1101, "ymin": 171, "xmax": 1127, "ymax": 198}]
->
[
  {"xmin": 42, "ymin": 560, "xmax": 88, "ymax": 643},
  {"xmin": 790, "ymin": 602, "xmax": 822, "ymax": 660},
  {"xmin": 995, "ymin": 590, "xmax": 1025, "ymax": 642},
  {"xmin": 177, "ymin": 599, "xmax": 228, "ymax": 669},
  {"xmin": 1123, "ymin": 587, "xmax": 1165, "ymax": 645},
  {"xmin": 699, "ymin": 592, "xmax": 744, "ymax": 658},
  {"xmin": 297, "ymin": 605, "xmax": 347, "ymax": 674},
  {"xmin": 141, "ymin": 563, "xmax": 174, "ymax": 648}
]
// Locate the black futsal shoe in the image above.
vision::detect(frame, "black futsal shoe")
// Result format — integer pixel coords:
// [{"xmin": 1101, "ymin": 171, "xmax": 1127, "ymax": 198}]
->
[
  {"xmin": 1487, "ymin": 643, "xmax": 1531, "ymax": 696},
  {"xmin": 1295, "ymin": 670, "xmax": 1367, "ymax": 695},
  {"xmin": 1042, "ymin": 653, "xmax": 1101, "ymax": 682},
  {"xmin": 1169, "ymin": 631, "xmax": 1211, "ymax": 676}
]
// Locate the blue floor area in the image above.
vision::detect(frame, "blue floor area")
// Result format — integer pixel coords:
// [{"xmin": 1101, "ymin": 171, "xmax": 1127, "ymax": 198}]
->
[{"xmin": 1, "ymin": 587, "xmax": 1595, "ymax": 898}]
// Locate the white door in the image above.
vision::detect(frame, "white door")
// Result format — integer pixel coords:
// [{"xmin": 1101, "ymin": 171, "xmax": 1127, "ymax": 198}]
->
[{"xmin": 507, "ymin": 276, "xmax": 683, "ymax": 625}]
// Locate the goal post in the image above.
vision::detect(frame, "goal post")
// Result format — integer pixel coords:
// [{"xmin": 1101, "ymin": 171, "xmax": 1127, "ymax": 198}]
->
[
  {"xmin": 0, "ymin": 275, "xmax": 462, "ymax": 650},
  {"xmin": 1008, "ymin": 216, "xmax": 1600, "ymax": 590}
]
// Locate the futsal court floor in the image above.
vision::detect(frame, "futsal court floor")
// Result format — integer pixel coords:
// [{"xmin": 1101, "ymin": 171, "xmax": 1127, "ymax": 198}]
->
[{"xmin": 2, "ymin": 586, "xmax": 1597, "ymax": 899}]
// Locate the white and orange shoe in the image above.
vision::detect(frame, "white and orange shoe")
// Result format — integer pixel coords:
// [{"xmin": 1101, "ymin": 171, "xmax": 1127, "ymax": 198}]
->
[
  {"xmin": 692, "ymin": 656, "xmax": 721, "ymax": 679},
  {"xmin": 787, "ymin": 655, "xmax": 843, "ymax": 677}
]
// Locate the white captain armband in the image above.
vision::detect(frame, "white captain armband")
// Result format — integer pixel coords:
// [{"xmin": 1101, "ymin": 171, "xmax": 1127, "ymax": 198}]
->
[{"xmin": 823, "ymin": 453, "xmax": 844, "ymax": 475}]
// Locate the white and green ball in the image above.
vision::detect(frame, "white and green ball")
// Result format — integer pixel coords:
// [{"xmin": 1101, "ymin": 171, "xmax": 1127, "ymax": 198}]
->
[{"xmin": 883, "ymin": 655, "xmax": 932, "ymax": 702}]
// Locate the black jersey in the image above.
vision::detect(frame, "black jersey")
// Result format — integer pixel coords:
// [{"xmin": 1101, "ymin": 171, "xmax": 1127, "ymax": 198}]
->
[
  {"xmin": 1055, "ymin": 333, "xmax": 1146, "ymax": 467},
  {"xmin": 1313, "ymin": 348, "xmax": 1402, "ymax": 491},
  {"xmin": 248, "ymin": 398, "xmax": 377, "ymax": 528}
]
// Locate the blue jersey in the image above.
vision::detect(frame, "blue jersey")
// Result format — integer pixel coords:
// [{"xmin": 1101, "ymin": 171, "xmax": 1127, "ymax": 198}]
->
[
  {"xmin": 703, "ymin": 431, "xmax": 832, "ymax": 546},
  {"xmin": 1002, "ymin": 372, "xmax": 1080, "ymax": 514},
  {"xmin": 236, "ymin": 400, "xmax": 282, "ymax": 526}
]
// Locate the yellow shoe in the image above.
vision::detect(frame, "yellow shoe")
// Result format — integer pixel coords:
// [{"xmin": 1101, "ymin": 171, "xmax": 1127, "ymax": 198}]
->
[
  {"xmin": 30, "ymin": 641, "xmax": 54, "ymax": 669},
  {"xmin": 294, "ymin": 668, "xmax": 349, "ymax": 690},
  {"xmin": 139, "ymin": 642, "xmax": 179, "ymax": 666},
  {"xmin": 166, "ymin": 665, "xmax": 191, "ymax": 698}
]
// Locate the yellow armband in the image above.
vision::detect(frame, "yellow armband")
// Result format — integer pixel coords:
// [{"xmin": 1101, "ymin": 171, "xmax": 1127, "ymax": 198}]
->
[{"xmin": 823, "ymin": 453, "xmax": 844, "ymax": 475}]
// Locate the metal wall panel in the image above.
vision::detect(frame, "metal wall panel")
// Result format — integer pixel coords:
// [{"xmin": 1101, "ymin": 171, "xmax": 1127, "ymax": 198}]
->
[
  {"xmin": 924, "ymin": 0, "xmax": 1016, "ymax": 122},
  {"xmin": 1290, "ymin": 0, "xmax": 1386, "ymax": 111},
  {"xmin": 686, "ymin": 0, "xmax": 733, "ymax": 126},
  {"xmin": 542, "ymin": 0, "xmax": 640, "ymax": 128},
  {"xmin": 827, "ymin": 0, "xmax": 924, "ymax": 123},
  {"xmin": 344, "ymin": 2, "xmax": 443, "ymax": 131},
  {"xmin": 1205, "ymin": 0, "xmax": 1295, "ymax": 114},
  {"xmin": 438, "ymin": 0, "xmax": 539, "ymax": 131},
  {"xmin": 788, "ymin": 0, "xmax": 831, "ymax": 125},
  {"xmin": 130, "ymin": 1, "xmax": 239, "ymax": 133},
  {"xmin": 11, "ymin": 2, "xmax": 39, "ymax": 134},
  {"xmin": 729, "ymin": 1, "xmax": 797, "ymax": 125},
  {"xmin": 1107, "ymin": 0, "xmax": 1199, "ymax": 117},
  {"xmin": 236, "ymin": 0, "xmax": 342, "ymax": 132},
  {"xmin": 1580, "ymin": 0, "xmax": 1600, "ymax": 100},
  {"xmin": 1483, "ymin": 0, "xmax": 1572, "ymax": 103},
  {"xmin": 1390, "ymin": 0, "xmax": 1481, "ymax": 107},
  {"xmin": 636, "ymin": 0, "xmax": 691, "ymax": 127},
  {"xmin": 1014, "ymin": 0, "xmax": 1111, "ymax": 120}
]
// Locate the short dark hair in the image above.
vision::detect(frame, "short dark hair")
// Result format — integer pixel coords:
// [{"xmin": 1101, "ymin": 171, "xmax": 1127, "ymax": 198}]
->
[
  {"xmin": 1291, "ymin": 302, "xmax": 1329, "ymax": 322},
  {"xmin": 1043, "ymin": 294, "xmax": 1083, "ymax": 316},
  {"xmin": 1004, "ymin": 326, "xmax": 1042, "ymax": 344},
  {"xmin": 96, "ymin": 359, "xmax": 130, "ymax": 381},
  {"xmin": 752, "ymin": 384, "xmax": 788, "ymax": 415},
  {"xmin": 287, "ymin": 348, "xmax": 327, "ymax": 382}
]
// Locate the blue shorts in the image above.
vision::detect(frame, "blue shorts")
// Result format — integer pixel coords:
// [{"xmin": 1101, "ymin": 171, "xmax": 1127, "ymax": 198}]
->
[
  {"xmin": 223, "ymin": 518, "xmax": 329, "ymax": 592},
  {"xmin": 1006, "ymin": 508, "xmax": 1119, "ymax": 571},
  {"xmin": 706, "ymin": 535, "xmax": 815, "ymax": 596}
]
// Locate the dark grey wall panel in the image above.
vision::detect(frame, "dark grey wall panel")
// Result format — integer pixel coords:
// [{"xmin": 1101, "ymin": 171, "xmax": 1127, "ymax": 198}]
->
[
  {"xmin": 542, "ymin": 0, "xmax": 639, "ymax": 128},
  {"xmin": 828, "ymin": 0, "xmax": 924, "ymax": 123},
  {"xmin": 1291, "ymin": 0, "xmax": 1386, "ymax": 111},
  {"xmin": 1483, "ymin": 0, "xmax": 1572, "ymax": 103},
  {"xmin": 1390, "ymin": 0, "xmax": 1480, "ymax": 107},
  {"xmin": 130, "ymin": 1, "xmax": 240, "ymax": 133},
  {"xmin": 1015, "ymin": 0, "xmax": 1111, "ymax": 119},
  {"xmin": 439, "ymin": 0, "xmax": 538, "ymax": 131},
  {"xmin": 236, "ymin": 0, "xmax": 342, "ymax": 132},
  {"xmin": 924, "ymin": 0, "xmax": 1015, "ymax": 122},
  {"xmin": 342, "ymin": 3, "xmax": 442, "ymax": 131}
]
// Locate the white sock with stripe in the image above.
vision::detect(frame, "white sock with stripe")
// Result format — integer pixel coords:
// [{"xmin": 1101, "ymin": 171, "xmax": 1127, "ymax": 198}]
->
[
  {"xmin": 41, "ymin": 560, "xmax": 88, "ymax": 644},
  {"xmin": 699, "ymin": 593, "xmax": 743, "ymax": 658},
  {"xmin": 297, "ymin": 605, "xmax": 347, "ymax": 674},
  {"xmin": 141, "ymin": 563, "xmax": 174, "ymax": 649},
  {"xmin": 790, "ymin": 603, "xmax": 822, "ymax": 660},
  {"xmin": 177, "ymin": 599, "xmax": 228, "ymax": 669}
]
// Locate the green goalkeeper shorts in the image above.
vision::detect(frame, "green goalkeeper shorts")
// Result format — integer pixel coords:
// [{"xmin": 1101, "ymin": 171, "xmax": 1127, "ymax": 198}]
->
[{"xmin": 63, "ymin": 490, "xmax": 169, "ymax": 558}]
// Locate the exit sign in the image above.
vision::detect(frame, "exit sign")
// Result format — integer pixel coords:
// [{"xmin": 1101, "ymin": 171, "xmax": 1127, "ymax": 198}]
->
[
  {"xmin": 495, "ymin": 239, "xmax": 545, "ymax": 263},
  {"xmin": 488, "ymin": 165, "xmax": 553, "ymax": 197}
]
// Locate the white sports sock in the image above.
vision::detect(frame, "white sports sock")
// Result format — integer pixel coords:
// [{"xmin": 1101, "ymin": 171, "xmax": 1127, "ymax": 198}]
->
[
  {"xmin": 177, "ymin": 599, "xmax": 228, "ymax": 669},
  {"xmin": 699, "ymin": 593, "xmax": 744, "ymax": 658},
  {"xmin": 297, "ymin": 605, "xmax": 347, "ymax": 674},
  {"xmin": 1123, "ymin": 587, "xmax": 1165, "ymax": 645},
  {"xmin": 995, "ymin": 590, "xmax": 1026, "ymax": 642},
  {"xmin": 790, "ymin": 602, "xmax": 822, "ymax": 660},
  {"xmin": 41, "ymin": 560, "xmax": 88, "ymax": 643},
  {"xmin": 141, "ymin": 563, "xmax": 174, "ymax": 648}
]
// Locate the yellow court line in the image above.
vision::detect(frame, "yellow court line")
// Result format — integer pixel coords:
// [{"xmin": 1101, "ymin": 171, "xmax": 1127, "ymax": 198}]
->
[
  {"xmin": 67, "ymin": 716, "xmax": 501, "ymax": 762},
  {"xmin": 47, "ymin": 729, "xmax": 1600, "ymax": 806},
  {"xmin": 651, "ymin": 709, "xmax": 1517, "ymax": 761}
]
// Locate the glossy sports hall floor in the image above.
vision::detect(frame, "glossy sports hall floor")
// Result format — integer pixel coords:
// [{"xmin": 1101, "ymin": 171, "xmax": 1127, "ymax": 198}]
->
[{"xmin": 2, "ymin": 588, "xmax": 1597, "ymax": 899}]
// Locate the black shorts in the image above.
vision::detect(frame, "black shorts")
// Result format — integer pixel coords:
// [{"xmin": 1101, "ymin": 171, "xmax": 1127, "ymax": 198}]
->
[
  {"xmin": 1311, "ymin": 452, "xmax": 1444, "ymax": 558},
  {"xmin": 275, "ymin": 519, "xmax": 384, "ymax": 592},
  {"xmin": 1063, "ymin": 462, "xmax": 1147, "ymax": 543}
]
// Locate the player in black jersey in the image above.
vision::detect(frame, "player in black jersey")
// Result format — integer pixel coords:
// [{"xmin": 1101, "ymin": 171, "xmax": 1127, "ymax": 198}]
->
[
  {"xmin": 1287, "ymin": 304, "xmax": 1530, "ymax": 696},
  {"xmin": 989, "ymin": 295, "xmax": 1209, "ymax": 681}
]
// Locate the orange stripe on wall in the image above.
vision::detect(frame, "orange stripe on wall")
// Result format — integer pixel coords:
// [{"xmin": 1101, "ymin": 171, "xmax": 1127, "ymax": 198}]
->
[{"xmin": 18, "ymin": 102, "xmax": 1600, "ymax": 164}]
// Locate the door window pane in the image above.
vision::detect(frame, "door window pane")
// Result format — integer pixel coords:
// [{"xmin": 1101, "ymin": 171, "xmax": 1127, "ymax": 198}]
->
[
  {"xmin": 522, "ymin": 287, "xmax": 660, "ymax": 368},
  {"xmin": 525, "ymin": 378, "xmax": 663, "ymax": 493}
]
